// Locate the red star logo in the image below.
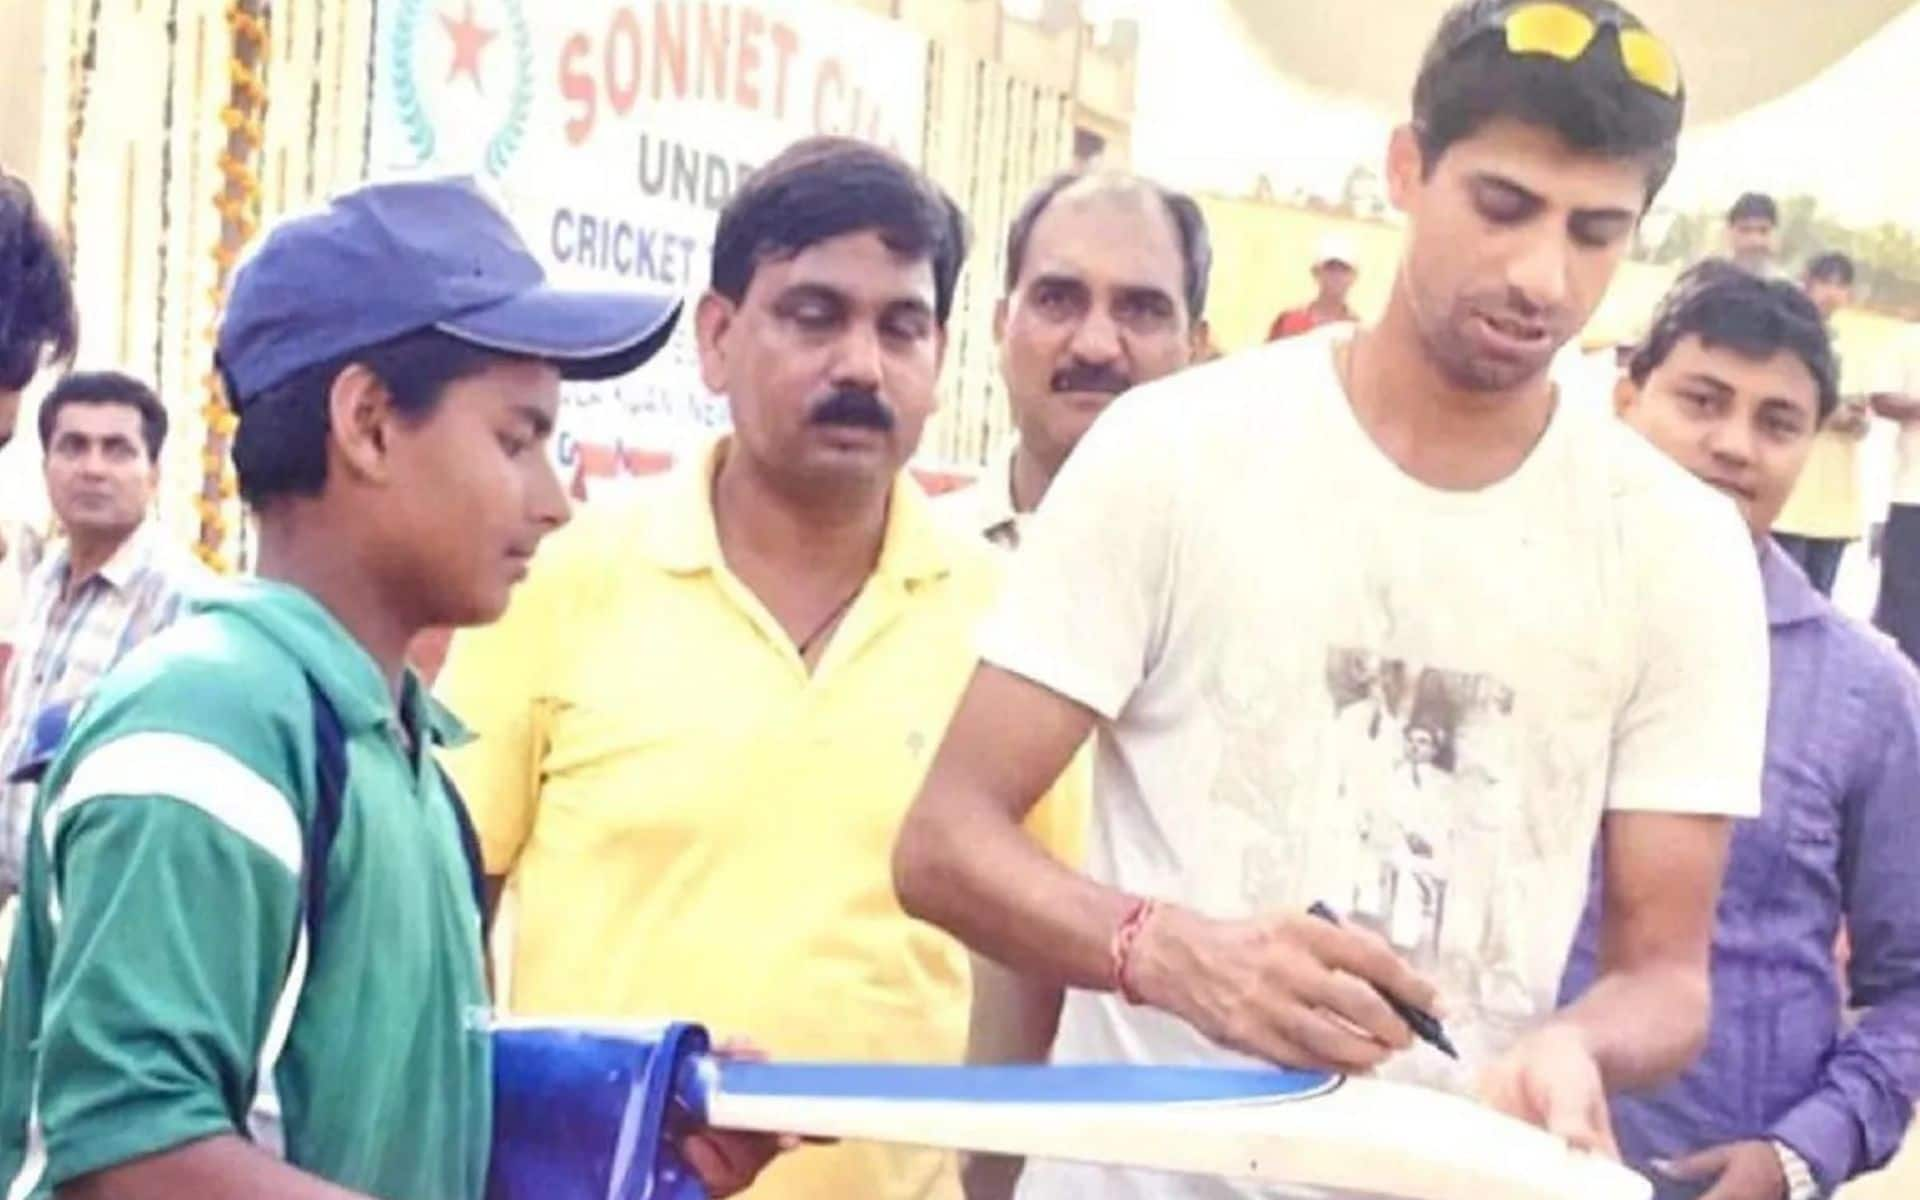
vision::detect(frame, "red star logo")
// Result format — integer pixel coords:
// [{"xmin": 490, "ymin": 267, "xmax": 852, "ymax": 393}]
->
[{"xmin": 441, "ymin": 1, "xmax": 497, "ymax": 93}]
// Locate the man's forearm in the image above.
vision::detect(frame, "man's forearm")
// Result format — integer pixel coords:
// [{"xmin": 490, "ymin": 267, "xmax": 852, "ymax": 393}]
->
[
  {"xmin": 1550, "ymin": 962, "xmax": 1710, "ymax": 1092},
  {"xmin": 1870, "ymin": 394, "xmax": 1920, "ymax": 421},
  {"xmin": 897, "ymin": 668, "xmax": 1127, "ymax": 990},
  {"xmin": 896, "ymin": 788, "xmax": 1130, "ymax": 990},
  {"xmin": 1577, "ymin": 811, "xmax": 1731, "ymax": 1092},
  {"xmin": 59, "ymin": 1133, "xmax": 374, "ymax": 1200},
  {"xmin": 1771, "ymin": 999, "xmax": 1920, "ymax": 1188},
  {"xmin": 968, "ymin": 955, "xmax": 1065, "ymax": 1066}
]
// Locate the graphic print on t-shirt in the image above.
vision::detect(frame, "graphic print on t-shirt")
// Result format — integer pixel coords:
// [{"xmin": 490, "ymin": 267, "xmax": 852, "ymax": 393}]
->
[
  {"xmin": 1317, "ymin": 647, "xmax": 1533, "ymax": 1024},
  {"xmin": 1216, "ymin": 634, "xmax": 1542, "ymax": 1079}
]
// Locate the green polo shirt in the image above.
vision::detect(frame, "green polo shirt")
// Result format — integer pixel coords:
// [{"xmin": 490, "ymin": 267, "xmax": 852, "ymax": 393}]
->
[{"xmin": 0, "ymin": 579, "xmax": 490, "ymax": 1199}]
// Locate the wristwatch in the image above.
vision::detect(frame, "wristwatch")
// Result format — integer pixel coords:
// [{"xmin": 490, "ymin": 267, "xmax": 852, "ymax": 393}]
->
[{"xmin": 1770, "ymin": 1140, "xmax": 1820, "ymax": 1200}]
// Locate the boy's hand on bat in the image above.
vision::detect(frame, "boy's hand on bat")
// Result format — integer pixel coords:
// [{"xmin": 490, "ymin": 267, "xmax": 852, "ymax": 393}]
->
[{"xmin": 686, "ymin": 1037, "xmax": 832, "ymax": 1196}]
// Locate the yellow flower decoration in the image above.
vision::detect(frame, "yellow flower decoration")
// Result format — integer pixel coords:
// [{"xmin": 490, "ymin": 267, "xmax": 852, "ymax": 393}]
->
[{"xmin": 196, "ymin": 2, "xmax": 270, "ymax": 575}]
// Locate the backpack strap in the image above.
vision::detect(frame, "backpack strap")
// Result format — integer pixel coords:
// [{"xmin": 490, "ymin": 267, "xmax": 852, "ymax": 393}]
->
[
  {"xmin": 303, "ymin": 677, "xmax": 350, "ymax": 952},
  {"xmin": 246, "ymin": 677, "xmax": 346, "ymax": 1155},
  {"xmin": 433, "ymin": 764, "xmax": 489, "ymax": 930},
  {"xmin": 300, "ymin": 677, "xmax": 488, "ymax": 952}
]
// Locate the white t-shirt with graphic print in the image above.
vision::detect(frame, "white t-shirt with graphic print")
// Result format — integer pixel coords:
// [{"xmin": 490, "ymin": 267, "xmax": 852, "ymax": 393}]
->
[{"xmin": 979, "ymin": 333, "xmax": 1769, "ymax": 1200}]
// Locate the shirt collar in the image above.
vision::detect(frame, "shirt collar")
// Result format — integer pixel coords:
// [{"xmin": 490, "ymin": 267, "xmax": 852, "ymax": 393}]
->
[
  {"xmin": 639, "ymin": 436, "xmax": 955, "ymax": 586},
  {"xmin": 194, "ymin": 577, "xmax": 459, "ymax": 740},
  {"xmin": 405, "ymin": 672, "xmax": 474, "ymax": 750},
  {"xmin": 1761, "ymin": 539, "xmax": 1828, "ymax": 630},
  {"xmin": 53, "ymin": 518, "xmax": 161, "ymax": 593},
  {"xmin": 972, "ymin": 447, "xmax": 1022, "ymax": 546}
]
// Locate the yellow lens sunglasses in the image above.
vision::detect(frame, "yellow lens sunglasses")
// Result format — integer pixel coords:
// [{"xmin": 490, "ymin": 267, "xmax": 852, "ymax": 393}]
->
[{"xmin": 1466, "ymin": 2, "xmax": 1684, "ymax": 99}]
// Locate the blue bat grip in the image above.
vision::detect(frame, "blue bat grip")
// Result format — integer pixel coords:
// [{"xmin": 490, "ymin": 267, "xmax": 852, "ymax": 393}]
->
[{"xmin": 487, "ymin": 1021, "xmax": 714, "ymax": 1200}]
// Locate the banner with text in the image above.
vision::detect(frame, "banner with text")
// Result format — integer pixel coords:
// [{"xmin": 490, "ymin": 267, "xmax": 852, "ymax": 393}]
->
[{"xmin": 370, "ymin": 0, "xmax": 929, "ymax": 491}]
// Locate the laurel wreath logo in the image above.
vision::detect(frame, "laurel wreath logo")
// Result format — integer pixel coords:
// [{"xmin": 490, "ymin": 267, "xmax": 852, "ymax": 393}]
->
[
  {"xmin": 488, "ymin": 1, "xmax": 534, "ymax": 175},
  {"xmin": 390, "ymin": 0, "xmax": 533, "ymax": 177}
]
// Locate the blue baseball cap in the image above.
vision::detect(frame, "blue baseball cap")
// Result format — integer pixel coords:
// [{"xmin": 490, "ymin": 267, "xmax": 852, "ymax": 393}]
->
[{"xmin": 217, "ymin": 176, "xmax": 681, "ymax": 404}]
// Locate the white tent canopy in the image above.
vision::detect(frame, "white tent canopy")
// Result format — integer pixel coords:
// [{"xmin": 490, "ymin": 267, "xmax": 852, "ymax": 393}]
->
[{"xmin": 1224, "ymin": 0, "xmax": 1916, "ymax": 126}]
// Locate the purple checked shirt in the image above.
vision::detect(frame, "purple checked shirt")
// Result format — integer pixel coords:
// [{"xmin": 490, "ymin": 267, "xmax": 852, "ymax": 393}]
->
[{"xmin": 1562, "ymin": 543, "xmax": 1920, "ymax": 1197}]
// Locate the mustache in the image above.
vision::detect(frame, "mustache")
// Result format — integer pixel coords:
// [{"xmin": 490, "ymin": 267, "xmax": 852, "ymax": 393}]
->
[
  {"xmin": 1050, "ymin": 361, "xmax": 1132, "ymax": 395},
  {"xmin": 808, "ymin": 387, "xmax": 895, "ymax": 432}
]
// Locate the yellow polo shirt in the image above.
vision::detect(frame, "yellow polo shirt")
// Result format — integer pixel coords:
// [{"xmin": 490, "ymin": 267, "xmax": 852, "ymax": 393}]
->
[
  {"xmin": 437, "ymin": 442, "xmax": 1084, "ymax": 1200},
  {"xmin": 1776, "ymin": 336, "xmax": 1873, "ymax": 541},
  {"xmin": 1774, "ymin": 425, "xmax": 1865, "ymax": 540}
]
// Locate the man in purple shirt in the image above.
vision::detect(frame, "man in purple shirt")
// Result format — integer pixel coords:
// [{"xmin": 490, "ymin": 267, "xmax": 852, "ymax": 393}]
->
[{"xmin": 1563, "ymin": 259, "xmax": 1920, "ymax": 1200}]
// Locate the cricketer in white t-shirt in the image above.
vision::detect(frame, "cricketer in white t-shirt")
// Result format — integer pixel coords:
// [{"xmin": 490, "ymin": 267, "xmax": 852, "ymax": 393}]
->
[{"xmin": 978, "ymin": 330, "xmax": 1769, "ymax": 1200}]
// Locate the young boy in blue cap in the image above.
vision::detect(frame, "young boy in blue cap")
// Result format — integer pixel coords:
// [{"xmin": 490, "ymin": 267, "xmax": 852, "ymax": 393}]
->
[{"xmin": 0, "ymin": 177, "xmax": 777, "ymax": 1199}]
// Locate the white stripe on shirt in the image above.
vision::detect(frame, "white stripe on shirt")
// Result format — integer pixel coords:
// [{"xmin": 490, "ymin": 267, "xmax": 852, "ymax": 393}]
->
[
  {"xmin": 43, "ymin": 732, "xmax": 302, "ymax": 877},
  {"xmin": 38, "ymin": 731, "xmax": 309, "ymax": 1165}
]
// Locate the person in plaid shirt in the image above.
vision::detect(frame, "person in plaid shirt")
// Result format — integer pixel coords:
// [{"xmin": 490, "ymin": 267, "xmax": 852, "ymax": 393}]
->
[{"xmin": 0, "ymin": 372, "xmax": 206, "ymax": 898}]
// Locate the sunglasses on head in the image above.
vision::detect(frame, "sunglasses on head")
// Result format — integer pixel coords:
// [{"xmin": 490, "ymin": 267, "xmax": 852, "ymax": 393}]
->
[{"xmin": 1444, "ymin": 2, "xmax": 1683, "ymax": 99}]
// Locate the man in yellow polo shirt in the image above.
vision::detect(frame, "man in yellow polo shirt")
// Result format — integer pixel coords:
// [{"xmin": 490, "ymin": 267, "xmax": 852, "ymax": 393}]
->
[
  {"xmin": 438, "ymin": 137, "xmax": 1081, "ymax": 1200},
  {"xmin": 1775, "ymin": 253, "xmax": 1867, "ymax": 596}
]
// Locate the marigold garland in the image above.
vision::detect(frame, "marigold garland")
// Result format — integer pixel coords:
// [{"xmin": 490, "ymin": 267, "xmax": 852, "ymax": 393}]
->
[
  {"xmin": 195, "ymin": 2, "xmax": 270, "ymax": 573},
  {"xmin": 62, "ymin": 0, "xmax": 105, "ymax": 246}
]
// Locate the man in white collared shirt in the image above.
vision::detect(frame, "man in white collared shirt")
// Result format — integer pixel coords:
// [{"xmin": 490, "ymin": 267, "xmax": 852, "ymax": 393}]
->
[
  {"xmin": 936, "ymin": 172, "xmax": 1213, "ymax": 1200},
  {"xmin": 939, "ymin": 172, "xmax": 1213, "ymax": 550}
]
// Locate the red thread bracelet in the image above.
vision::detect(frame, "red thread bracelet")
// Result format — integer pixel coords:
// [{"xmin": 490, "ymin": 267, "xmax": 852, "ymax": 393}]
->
[{"xmin": 1111, "ymin": 897, "xmax": 1159, "ymax": 1005}]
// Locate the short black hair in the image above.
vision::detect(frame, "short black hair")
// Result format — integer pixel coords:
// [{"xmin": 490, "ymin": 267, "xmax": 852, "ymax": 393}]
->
[
  {"xmin": 1003, "ymin": 172, "xmax": 1214, "ymax": 320},
  {"xmin": 39, "ymin": 371, "xmax": 168, "ymax": 461},
  {"xmin": 711, "ymin": 137, "xmax": 969, "ymax": 324},
  {"xmin": 1727, "ymin": 192, "xmax": 1778, "ymax": 226},
  {"xmin": 1412, "ymin": 0, "xmax": 1685, "ymax": 205},
  {"xmin": 230, "ymin": 328, "xmax": 501, "ymax": 507},
  {"xmin": 1629, "ymin": 259, "xmax": 1840, "ymax": 422},
  {"xmin": 0, "ymin": 172, "xmax": 79, "ymax": 391},
  {"xmin": 1805, "ymin": 251, "xmax": 1855, "ymax": 287}
]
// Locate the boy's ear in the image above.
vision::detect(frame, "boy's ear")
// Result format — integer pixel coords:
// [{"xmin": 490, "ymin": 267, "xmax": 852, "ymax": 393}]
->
[{"xmin": 327, "ymin": 363, "xmax": 400, "ymax": 486}]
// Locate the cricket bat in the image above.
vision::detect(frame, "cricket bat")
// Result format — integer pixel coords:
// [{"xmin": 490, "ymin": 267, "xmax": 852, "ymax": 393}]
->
[{"xmin": 485, "ymin": 1020, "xmax": 1652, "ymax": 1200}]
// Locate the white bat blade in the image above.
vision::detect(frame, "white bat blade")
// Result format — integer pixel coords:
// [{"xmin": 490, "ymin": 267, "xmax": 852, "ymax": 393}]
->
[{"xmin": 700, "ymin": 1065, "xmax": 1650, "ymax": 1200}]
